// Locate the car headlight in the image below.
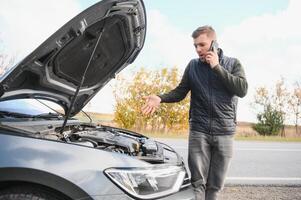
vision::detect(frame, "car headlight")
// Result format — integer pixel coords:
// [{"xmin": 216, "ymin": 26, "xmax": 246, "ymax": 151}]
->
[{"xmin": 104, "ymin": 165, "xmax": 186, "ymax": 199}]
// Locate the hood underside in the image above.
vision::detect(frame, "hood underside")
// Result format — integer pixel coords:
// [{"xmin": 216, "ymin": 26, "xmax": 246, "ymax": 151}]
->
[{"xmin": 0, "ymin": 0, "xmax": 146, "ymax": 116}]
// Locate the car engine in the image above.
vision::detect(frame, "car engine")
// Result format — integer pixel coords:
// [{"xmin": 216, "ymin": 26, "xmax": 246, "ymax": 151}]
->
[
  {"xmin": 64, "ymin": 125, "xmax": 180, "ymax": 164},
  {"xmin": 0, "ymin": 120, "xmax": 182, "ymax": 164}
]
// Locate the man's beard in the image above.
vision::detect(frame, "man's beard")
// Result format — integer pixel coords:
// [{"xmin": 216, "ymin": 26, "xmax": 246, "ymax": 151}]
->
[{"xmin": 199, "ymin": 56, "xmax": 207, "ymax": 63}]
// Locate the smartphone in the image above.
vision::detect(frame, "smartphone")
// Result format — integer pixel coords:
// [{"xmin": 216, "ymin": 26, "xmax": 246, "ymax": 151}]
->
[{"xmin": 209, "ymin": 40, "xmax": 218, "ymax": 53}]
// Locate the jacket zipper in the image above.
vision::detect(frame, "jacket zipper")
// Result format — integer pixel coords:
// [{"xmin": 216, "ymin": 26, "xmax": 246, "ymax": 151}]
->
[{"xmin": 208, "ymin": 67, "xmax": 213, "ymax": 134}]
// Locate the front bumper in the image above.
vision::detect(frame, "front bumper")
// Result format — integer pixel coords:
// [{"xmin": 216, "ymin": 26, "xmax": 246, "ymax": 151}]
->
[{"xmin": 89, "ymin": 186, "xmax": 195, "ymax": 200}]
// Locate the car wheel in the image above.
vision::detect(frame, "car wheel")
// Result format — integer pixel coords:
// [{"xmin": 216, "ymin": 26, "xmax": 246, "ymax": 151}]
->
[{"xmin": 0, "ymin": 185, "xmax": 68, "ymax": 200}]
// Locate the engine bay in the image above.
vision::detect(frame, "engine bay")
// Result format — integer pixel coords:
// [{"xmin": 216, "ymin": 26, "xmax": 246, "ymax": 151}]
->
[
  {"xmin": 0, "ymin": 121, "xmax": 181, "ymax": 164},
  {"xmin": 66, "ymin": 125, "xmax": 170, "ymax": 163}
]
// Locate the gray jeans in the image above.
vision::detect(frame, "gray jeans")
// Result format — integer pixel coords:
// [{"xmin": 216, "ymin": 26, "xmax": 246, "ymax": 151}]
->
[{"xmin": 188, "ymin": 130, "xmax": 234, "ymax": 200}]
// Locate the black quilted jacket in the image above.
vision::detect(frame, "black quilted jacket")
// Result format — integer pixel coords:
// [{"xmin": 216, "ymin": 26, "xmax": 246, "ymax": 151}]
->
[{"xmin": 158, "ymin": 49, "xmax": 248, "ymax": 135}]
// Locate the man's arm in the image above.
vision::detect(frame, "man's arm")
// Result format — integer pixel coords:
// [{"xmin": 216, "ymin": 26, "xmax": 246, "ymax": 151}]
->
[
  {"xmin": 213, "ymin": 59, "xmax": 248, "ymax": 97},
  {"xmin": 158, "ymin": 65, "xmax": 191, "ymax": 103},
  {"xmin": 142, "ymin": 64, "xmax": 191, "ymax": 115}
]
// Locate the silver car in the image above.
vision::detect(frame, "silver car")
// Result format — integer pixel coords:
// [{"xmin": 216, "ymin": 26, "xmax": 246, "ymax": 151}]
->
[{"xmin": 0, "ymin": 0, "xmax": 194, "ymax": 199}]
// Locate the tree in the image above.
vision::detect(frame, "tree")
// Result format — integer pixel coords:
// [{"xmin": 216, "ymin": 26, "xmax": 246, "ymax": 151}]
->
[
  {"xmin": 113, "ymin": 67, "xmax": 190, "ymax": 133},
  {"xmin": 252, "ymin": 79, "xmax": 289, "ymax": 136},
  {"xmin": 288, "ymin": 82, "xmax": 301, "ymax": 134},
  {"xmin": 0, "ymin": 39, "xmax": 14, "ymax": 75},
  {"xmin": 253, "ymin": 104, "xmax": 284, "ymax": 136},
  {"xmin": 272, "ymin": 79, "xmax": 289, "ymax": 136}
]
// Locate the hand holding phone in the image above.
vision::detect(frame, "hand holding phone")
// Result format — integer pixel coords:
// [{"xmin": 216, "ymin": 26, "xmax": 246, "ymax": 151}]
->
[
  {"xmin": 206, "ymin": 40, "xmax": 219, "ymax": 68},
  {"xmin": 209, "ymin": 40, "xmax": 218, "ymax": 53}
]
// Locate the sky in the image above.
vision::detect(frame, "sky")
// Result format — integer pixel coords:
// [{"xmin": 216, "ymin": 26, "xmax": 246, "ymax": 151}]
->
[{"xmin": 0, "ymin": 0, "xmax": 300, "ymax": 123}]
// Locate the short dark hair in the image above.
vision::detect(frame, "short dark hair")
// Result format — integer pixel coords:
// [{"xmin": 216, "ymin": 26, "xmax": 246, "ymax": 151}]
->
[{"xmin": 191, "ymin": 25, "xmax": 216, "ymax": 39}]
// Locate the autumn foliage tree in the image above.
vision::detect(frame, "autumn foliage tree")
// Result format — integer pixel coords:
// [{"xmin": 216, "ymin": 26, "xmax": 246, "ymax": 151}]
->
[
  {"xmin": 251, "ymin": 78, "xmax": 301, "ymax": 136},
  {"xmin": 113, "ymin": 67, "xmax": 190, "ymax": 133},
  {"xmin": 288, "ymin": 82, "xmax": 301, "ymax": 134},
  {"xmin": 252, "ymin": 79, "xmax": 288, "ymax": 136}
]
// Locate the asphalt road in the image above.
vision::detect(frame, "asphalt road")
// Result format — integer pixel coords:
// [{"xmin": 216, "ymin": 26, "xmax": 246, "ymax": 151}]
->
[{"xmin": 155, "ymin": 138, "xmax": 301, "ymax": 185}]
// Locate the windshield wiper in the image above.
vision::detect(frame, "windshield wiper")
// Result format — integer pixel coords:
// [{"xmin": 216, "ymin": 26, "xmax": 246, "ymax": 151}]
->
[
  {"xmin": 81, "ymin": 110, "xmax": 93, "ymax": 124},
  {"xmin": 35, "ymin": 98, "xmax": 65, "ymax": 117},
  {"xmin": 0, "ymin": 111, "xmax": 65, "ymax": 120},
  {"xmin": 0, "ymin": 111, "xmax": 34, "ymax": 118},
  {"xmin": 33, "ymin": 112, "xmax": 65, "ymax": 119}
]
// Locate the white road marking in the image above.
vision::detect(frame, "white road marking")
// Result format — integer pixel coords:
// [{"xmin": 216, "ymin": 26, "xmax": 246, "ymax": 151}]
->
[
  {"xmin": 235, "ymin": 148, "xmax": 301, "ymax": 152},
  {"xmin": 226, "ymin": 177, "xmax": 301, "ymax": 181},
  {"xmin": 173, "ymin": 146, "xmax": 301, "ymax": 152}
]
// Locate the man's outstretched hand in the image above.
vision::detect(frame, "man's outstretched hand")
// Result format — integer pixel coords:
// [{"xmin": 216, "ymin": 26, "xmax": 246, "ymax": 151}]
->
[{"xmin": 141, "ymin": 95, "xmax": 161, "ymax": 115}]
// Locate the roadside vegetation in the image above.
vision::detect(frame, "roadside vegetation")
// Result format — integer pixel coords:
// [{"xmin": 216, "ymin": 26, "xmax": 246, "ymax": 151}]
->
[
  {"xmin": 0, "ymin": 46, "xmax": 14, "ymax": 76},
  {"xmin": 113, "ymin": 67, "xmax": 190, "ymax": 132},
  {"xmin": 252, "ymin": 79, "xmax": 301, "ymax": 137},
  {"xmin": 75, "ymin": 67, "xmax": 301, "ymax": 142},
  {"xmin": 76, "ymin": 111, "xmax": 301, "ymax": 142}
]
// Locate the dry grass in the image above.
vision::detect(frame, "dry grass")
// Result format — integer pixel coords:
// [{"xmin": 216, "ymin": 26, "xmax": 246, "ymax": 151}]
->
[
  {"xmin": 236, "ymin": 121, "xmax": 301, "ymax": 138},
  {"xmin": 74, "ymin": 112, "xmax": 114, "ymax": 124},
  {"xmin": 75, "ymin": 112, "xmax": 301, "ymax": 141}
]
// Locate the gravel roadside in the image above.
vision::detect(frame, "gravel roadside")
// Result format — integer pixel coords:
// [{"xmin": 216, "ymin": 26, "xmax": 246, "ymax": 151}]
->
[{"xmin": 219, "ymin": 185, "xmax": 301, "ymax": 200}]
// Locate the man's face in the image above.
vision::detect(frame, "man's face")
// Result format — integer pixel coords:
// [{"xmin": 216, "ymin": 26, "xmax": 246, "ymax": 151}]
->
[{"xmin": 193, "ymin": 33, "xmax": 212, "ymax": 62}]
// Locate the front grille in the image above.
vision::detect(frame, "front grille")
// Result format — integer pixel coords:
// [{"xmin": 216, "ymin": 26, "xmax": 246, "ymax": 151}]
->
[{"xmin": 181, "ymin": 174, "xmax": 191, "ymax": 189}]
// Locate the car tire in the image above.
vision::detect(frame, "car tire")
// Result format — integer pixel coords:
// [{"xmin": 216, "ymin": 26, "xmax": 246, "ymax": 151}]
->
[{"xmin": 0, "ymin": 185, "xmax": 68, "ymax": 200}]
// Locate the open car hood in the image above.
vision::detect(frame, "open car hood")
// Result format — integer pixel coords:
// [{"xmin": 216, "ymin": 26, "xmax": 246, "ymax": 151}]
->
[{"xmin": 0, "ymin": 0, "xmax": 146, "ymax": 116}]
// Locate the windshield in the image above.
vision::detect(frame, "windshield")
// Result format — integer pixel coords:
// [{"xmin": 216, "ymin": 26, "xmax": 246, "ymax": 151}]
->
[{"xmin": 0, "ymin": 99, "xmax": 64, "ymax": 116}]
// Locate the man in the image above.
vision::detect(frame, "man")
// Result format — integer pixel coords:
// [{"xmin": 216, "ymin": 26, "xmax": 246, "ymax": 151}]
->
[{"xmin": 142, "ymin": 25, "xmax": 248, "ymax": 200}]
